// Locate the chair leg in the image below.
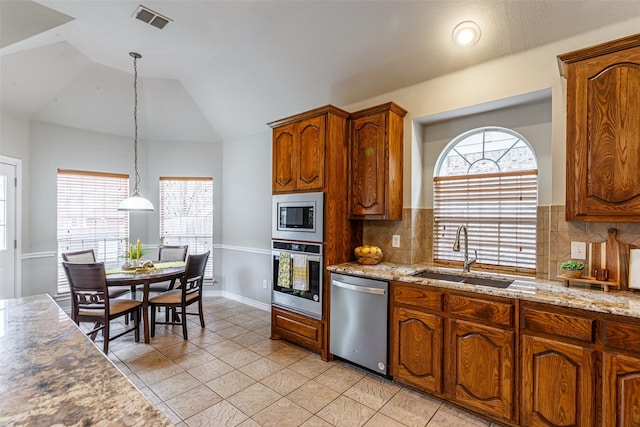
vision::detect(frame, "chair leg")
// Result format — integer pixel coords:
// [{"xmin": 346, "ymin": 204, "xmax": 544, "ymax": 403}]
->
[
  {"xmin": 198, "ymin": 298, "xmax": 205, "ymax": 328},
  {"xmin": 150, "ymin": 304, "xmax": 156, "ymax": 338},
  {"xmin": 181, "ymin": 304, "xmax": 188, "ymax": 340},
  {"xmin": 134, "ymin": 307, "xmax": 140, "ymax": 343},
  {"xmin": 103, "ymin": 320, "xmax": 110, "ymax": 354}
]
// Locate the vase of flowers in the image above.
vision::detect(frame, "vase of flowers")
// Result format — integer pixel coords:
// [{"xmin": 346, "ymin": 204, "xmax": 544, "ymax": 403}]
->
[{"xmin": 122, "ymin": 239, "xmax": 150, "ymax": 266}]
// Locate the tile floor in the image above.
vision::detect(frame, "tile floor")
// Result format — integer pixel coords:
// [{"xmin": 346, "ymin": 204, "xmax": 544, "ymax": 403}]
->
[{"xmin": 90, "ymin": 297, "xmax": 507, "ymax": 427}]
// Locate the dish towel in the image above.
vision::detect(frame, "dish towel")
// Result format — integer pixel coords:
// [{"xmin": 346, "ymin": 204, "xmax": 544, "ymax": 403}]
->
[
  {"xmin": 292, "ymin": 254, "xmax": 309, "ymax": 291},
  {"xmin": 277, "ymin": 252, "xmax": 292, "ymax": 288}
]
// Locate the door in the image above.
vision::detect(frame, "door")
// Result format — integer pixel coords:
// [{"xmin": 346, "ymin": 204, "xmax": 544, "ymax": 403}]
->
[
  {"xmin": 0, "ymin": 160, "xmax": 17, "ymax": 299},
  {"xmin": 392, "ymin": 306, "xmax": 443, "ymax": 393},
  {"xmin": 521, "ymin": 334, "xmax": 596, "ymax": 427},
  {"xmin": 448, "ymin": 319, "xmax": 514, "ymax": 421}
]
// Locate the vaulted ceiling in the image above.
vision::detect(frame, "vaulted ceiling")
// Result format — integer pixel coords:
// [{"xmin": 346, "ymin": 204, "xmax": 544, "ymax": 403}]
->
[{"xmin": 2, "ymin": 1, "xmax": 639, "ymax": 144}]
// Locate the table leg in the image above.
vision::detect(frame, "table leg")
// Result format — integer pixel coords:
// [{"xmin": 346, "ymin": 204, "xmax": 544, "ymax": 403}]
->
[{"xmin": 142, "ymin": 281, "xmax": 150, "ymax": 344}]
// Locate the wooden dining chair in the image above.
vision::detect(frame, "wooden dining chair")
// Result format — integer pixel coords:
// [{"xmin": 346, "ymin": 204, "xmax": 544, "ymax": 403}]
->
[
  {"xmin": 149, "ymin": 251, "xmax": 210, "ymax": 340},
  {"xmin": 148, "ymin": 245, "xmax": 189, "ymax": 293},
  {"xmin": 62, "ymin": 261, "xmax": 142, "ymax": 354},
  {"xmin": 62, "ymin": 249, "xmax": 131, "ymax": 324}
]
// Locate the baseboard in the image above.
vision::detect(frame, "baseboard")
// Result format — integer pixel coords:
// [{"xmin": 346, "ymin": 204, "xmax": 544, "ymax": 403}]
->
[{"xmin": 55, "ymin": 287, "xmax": 270, "ymax": 314}]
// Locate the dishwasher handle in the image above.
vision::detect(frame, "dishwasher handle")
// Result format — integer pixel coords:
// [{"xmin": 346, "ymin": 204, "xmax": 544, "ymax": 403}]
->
[{"xmin": 331, "ymin": 279, "xmax": 386, "ymax": 296}]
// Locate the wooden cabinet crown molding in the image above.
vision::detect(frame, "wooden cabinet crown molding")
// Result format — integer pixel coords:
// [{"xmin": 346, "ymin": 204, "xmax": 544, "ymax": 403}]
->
[
  {"xmin": 557, "ymin": 33, "xmax": 640, "ymax": 77},
  {"xmin": 267, "ymin": 104, "xmax": 350, "ymax": 129}
]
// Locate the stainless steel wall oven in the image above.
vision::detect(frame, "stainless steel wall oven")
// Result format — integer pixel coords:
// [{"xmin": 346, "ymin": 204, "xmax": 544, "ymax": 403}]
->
[{"xmin": 272, "ymin": 240, "xmax": 323, "ymax": 319}]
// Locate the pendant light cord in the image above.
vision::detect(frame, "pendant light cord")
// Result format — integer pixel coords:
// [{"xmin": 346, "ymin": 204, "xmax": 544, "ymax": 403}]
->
[{"xmin": 132, "ymin": 53, "xmax": 141, "ymax": 196}]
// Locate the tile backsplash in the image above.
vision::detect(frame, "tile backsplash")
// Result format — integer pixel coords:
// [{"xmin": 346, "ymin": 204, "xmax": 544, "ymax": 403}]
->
[{"xmin": 362, "ymin": 206, "xmax": 640, "ymax": 281}]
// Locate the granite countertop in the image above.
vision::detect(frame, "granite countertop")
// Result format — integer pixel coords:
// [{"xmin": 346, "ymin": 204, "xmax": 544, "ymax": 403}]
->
[
  {"xmin": 328, "ymin": 262, "xmax": 640, "ymax": 319},
  {"xmin": 0, "ymin": 294, "xmax": 172, "ymax": 427}
]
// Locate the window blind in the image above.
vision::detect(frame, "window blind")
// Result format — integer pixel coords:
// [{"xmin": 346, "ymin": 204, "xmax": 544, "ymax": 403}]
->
[
  {"xmin": 159, "ymin": 177, "xmax": 213, "ymax": 278},
  {"xmin": 57, "ymin": 169, "xmax": 130, "ymax": 292},
  {"xmin": 433, "ymin": 170, "xmax": 538, "ymax": 273}
]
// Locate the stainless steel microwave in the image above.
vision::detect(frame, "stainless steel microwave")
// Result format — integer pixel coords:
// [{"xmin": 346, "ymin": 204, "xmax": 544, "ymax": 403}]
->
[{"xmin": 272, "ymin": 192, "xmax": 324, "ymax": 243}]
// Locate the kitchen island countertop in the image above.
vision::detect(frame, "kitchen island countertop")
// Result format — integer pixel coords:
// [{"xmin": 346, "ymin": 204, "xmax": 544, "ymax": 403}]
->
[
  {"xmin": 0, "ymin": 294, "xmax": 172, "ymax": 427},
  {"xmin": 328, "ymin": 262, "xmax": 640, "ymax": 319}
]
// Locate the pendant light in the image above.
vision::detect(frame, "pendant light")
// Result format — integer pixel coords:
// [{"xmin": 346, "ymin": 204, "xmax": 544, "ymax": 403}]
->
[{"xmin": 119, "ymin": 52, "xmax": 154, "ymax": 211}]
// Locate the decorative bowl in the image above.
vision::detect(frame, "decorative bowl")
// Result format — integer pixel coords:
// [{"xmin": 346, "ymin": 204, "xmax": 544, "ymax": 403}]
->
[
  {"xmin": 561, "ymin": 269, "xmax": 584, "ymax": 279},
  {"xmin": 356, "ymin": 252, "xmax": 383, "ymax": 265}
]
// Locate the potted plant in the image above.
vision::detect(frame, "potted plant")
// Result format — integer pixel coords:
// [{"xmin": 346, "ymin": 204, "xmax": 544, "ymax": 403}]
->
[{"xmin": 560, "ymin": 260, "xmax": 585, "ymax": 278}]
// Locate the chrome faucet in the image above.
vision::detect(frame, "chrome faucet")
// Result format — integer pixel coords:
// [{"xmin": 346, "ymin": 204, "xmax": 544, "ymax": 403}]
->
[{"xmin": 453, "ymin": 225, "xmax": 477, "ymax": 272}]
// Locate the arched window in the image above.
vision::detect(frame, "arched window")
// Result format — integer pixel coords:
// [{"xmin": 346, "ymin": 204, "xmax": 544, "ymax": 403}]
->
[{"xmin": 433, "ymin": 127, "xmax": 538, "ymax": 273}]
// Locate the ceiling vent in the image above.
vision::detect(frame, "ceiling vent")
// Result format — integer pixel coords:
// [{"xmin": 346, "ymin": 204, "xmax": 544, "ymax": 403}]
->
[{"xmin": 134, "ymin": 5, "xmax": 172, "ymax": 29}]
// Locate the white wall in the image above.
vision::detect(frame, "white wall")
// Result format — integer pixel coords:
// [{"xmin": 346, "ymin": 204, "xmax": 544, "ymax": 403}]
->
[
  {"xmin": 220, "ymin": 130, "xmax": 272, "ymax": 305},
  {"xmin": 420, "ymin": 96, "xmax": 552, "ymax": 207}
]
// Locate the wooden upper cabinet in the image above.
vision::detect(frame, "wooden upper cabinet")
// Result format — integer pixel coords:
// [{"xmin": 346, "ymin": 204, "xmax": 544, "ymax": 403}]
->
[
  {"xmin": 558, "ymin": 34, "xmax": 640, "ymax": 221},
  {"xmin": 350, "ymin": 102, "xmax": 407, "ymax": 220},
  {"xmin": 269, "ymin": 106, "xmax": 348, "ymax": 194}
]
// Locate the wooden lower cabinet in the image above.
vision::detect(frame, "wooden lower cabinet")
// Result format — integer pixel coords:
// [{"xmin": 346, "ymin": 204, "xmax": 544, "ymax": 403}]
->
[
  {"xmin": 270, "ymin": 306, "xmax": 324, "ymax": 353},
  {"xmin": 521, "ymin": 334, "xmax": 596, "ymax": 427},
  {"xmin": 603, "ymin": 353, "xmax": 640, "ymax": 427},
  {"xmin": 391, "ymin": 306, "xmax": 443, "ymax": 393},
  {"xmin": 449, "ymin": 319, "xmax": 514, "ymax": 422}
]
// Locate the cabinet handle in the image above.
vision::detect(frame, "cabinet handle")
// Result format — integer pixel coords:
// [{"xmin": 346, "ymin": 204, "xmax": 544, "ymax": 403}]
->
[{"xmin": 331, "ymin": 280, "xmax": 386, "ymax": 296}]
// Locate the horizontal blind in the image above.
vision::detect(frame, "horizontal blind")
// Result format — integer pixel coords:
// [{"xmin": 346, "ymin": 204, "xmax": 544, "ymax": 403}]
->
[
  {"xmin": 160, "ymin": 177, "xmax": 213, "ymax": 278},
  {"xmin": 57, "ymin": 170, "xmax": 130, "ymax": 292},
  {"xmin": 433, "ymin": 170, "xmax": 537, "ymax": 273}
]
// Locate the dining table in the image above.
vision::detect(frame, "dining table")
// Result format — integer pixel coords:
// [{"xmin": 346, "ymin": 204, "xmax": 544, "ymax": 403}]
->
[{"xmin": 105, "ymin": 261, "xmax": 186, "ymax": 344}]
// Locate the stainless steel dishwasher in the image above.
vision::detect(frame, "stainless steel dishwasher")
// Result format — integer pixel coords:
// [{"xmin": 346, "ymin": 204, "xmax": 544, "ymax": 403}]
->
[{"xmin": 330, "ymin": 273, "xmax": 389, "ymax": 375}]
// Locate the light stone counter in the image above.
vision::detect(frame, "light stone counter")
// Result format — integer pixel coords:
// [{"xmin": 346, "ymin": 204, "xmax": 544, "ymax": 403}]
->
[
  {"xmin": 0, "ymin": 294, "xmax": 172, "ymax": 427},
  {"xmin": 328, "ymin": 262, "xmax": 640, "ymax": 319}
]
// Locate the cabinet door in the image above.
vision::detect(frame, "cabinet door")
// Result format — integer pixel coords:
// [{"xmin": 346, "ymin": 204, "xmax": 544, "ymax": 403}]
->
[
  {"xmin": 391, "ymin": 306, "xmax": 443, "ymax": 394},
  {"xmin": 603, "ymin": 353, "xmax": 640, "ymax": 427},
  {"xmin": 297, "ymin": 116, "xmax": 325, "ymax": 191},
  {"xmin": 272, "ymin": 123, "xmax": 297, "ymax": 192},
  {"xmin": 521, "ymin": 335, "xmax": 596, "ymax": 427},
  {"xmin": 564, "ymin": 44, "xmax": 640, "ymax": 221},
  {"xmin": 350, "ymin": 112, "xmax": 386, "ymax": 217},
  {"xmin": 448, "ymin": 319, "xmax": 514, "ymax": 422}
]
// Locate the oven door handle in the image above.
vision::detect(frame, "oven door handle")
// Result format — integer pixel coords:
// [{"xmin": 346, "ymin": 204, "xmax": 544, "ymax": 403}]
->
[
  {"xmin": 331, "ymin": 280, "xmax": 386, "ymax": 296},
  {"xmin": 273, "ymin": 252, "xmax": 322, "ymax": 263}
]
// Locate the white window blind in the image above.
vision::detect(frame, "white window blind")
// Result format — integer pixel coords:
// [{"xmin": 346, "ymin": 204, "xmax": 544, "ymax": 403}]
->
[
  {"xmin": 57, "ymin": 169, "xmax": 129, "ymax": 292},
  {"xmin": 159, "ymin": 177, "xmax": 213, "ymax": 278},
  {"xmin": 433, "ymin": 127, "xmax": 538, "ymax": 274},
  {"xmin": 434, "ymin": 170, "xmax": 538, "ymax": 273}
]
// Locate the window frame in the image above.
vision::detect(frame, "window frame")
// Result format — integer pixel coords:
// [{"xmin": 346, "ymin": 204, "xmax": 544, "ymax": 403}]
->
[
  {"xmin": 159, "ymin": 177, "xmax": 213, "ymax": 279},
  {"xmin": 433, "ymin": 127, "xmax": 538, "ymax": 275},
  {"xmin": 57, "ymin": 169, "xmax": 130, "ymax": 293}
]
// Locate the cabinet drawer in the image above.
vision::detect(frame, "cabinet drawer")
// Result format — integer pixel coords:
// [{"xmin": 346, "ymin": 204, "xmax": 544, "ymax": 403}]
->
[
  {"xmin": 521, "ymin": 305, "xmax": 595, "ymax": 343},
  {"xmin": 447, "ymin": 294, "xmax": 513, "ymax": 328},
  {"xmin": 393, "ymin": 284, "xmax": 443, "ymax": 312},
  {"xmin": 604, "ymin": 319, "xmax": 640, "ymax": 353}
]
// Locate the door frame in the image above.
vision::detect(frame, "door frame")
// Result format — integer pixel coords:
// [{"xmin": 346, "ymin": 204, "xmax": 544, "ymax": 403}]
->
[{"xmin": 1, "ymin": 155, "xmax": 22, "ymax": 298}]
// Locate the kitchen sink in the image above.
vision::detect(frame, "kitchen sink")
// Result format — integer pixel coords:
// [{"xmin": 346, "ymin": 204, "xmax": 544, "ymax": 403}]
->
[{"xmin": 410, "ymin": 270, "xmax": 514, "ymax": 289}]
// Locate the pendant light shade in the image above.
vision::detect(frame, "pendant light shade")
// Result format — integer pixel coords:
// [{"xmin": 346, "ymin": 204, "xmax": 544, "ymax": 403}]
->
[{"xmin": 119, "ymin": 52, "xmax": 154, "ymax": 211}]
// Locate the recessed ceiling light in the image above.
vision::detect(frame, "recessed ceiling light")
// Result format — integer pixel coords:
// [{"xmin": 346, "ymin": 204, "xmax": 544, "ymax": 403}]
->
[{"xmin": 452, "ymin": 21, "xmax": 481, "ymax": 47}]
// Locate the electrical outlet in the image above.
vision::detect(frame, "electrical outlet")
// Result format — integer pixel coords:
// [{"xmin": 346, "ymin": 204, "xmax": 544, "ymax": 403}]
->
[
  {"xmin": 262, "ymin": 279, "xmax": 268, "ymax": 289},
  {"xmin": 392, "ymin": 235, "xmax": 400, "ymax": 248},
  {"xmin": 571, "ymin": 241, "xmax": 586, "ymax": 259}
]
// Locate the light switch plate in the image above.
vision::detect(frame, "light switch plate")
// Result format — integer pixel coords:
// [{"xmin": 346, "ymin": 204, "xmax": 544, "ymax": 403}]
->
[
  {"xmin": 392, "ymin": 235, "xmax": 400, "ymax": 248},
  {"xmin": 571, "ymin": 241, "xmax": 586, "ymax": 259}
]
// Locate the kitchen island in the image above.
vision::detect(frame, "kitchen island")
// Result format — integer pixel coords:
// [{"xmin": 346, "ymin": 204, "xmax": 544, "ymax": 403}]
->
[{"xmin": 0, "ymin": 294, "xmax": 172, "ymax": 427}]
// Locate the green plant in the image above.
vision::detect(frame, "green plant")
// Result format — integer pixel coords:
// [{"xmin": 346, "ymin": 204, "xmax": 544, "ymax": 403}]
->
[
  {"xmin": 561, "ymin": 260, "xmax": 585, "ymax": 271},
  {"xmin": 122, "ymin": 248, "xmax": 150, "ymax": 259}
]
